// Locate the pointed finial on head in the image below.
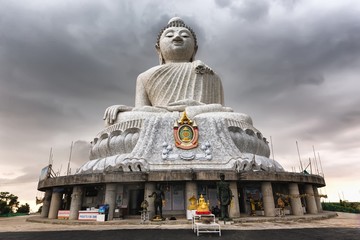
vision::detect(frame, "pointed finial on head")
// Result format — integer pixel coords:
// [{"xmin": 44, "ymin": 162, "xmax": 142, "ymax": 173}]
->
[{"xmin": 168, "ymin": 17, "xmax": 183, "ymax": 25}]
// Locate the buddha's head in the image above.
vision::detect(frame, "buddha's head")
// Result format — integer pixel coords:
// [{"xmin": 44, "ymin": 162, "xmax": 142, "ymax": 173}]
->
[{"xmin": 156, "ymin": 17, "xmax": 198, "ymax": 64}]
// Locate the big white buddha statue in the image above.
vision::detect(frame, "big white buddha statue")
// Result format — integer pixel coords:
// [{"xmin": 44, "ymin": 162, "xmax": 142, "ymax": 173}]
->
[
  {"xmin": 103, "ymin": 17, "xmax": 248, "ymax": 124},
  {"xmin": 77, "ymin": 17, "xmax": 283, "ymax": 174}
]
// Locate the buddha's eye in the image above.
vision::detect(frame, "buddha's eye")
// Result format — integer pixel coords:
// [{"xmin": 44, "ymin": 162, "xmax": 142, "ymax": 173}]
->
[
  {"xmin": 180, "ymin": 32, "xmax": 190, "ymax": 38},
  {"xmin": 165, "ymin": 31, "xmax": 174, "ymax": 38}
]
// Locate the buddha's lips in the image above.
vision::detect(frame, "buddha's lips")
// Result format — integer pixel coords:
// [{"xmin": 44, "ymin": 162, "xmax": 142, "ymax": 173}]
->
[{"xmin": 172, "ymin": 40, "xmax": 183, "ymax": 45}]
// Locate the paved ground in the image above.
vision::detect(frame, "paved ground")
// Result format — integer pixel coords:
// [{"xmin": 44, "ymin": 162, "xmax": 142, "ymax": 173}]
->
[
  {"xmin": 0, "ymin": 212, "xmax": 358, "ymax": 240},
  {"xmin": 0, "ymin": 228, "xmax": 359, "ymax": 240}
]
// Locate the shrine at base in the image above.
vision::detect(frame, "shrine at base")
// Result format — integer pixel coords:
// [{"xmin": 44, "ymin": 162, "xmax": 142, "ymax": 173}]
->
[{"xmin": 37, "ymin": 17, "xmax": 325, "ymax": 221}]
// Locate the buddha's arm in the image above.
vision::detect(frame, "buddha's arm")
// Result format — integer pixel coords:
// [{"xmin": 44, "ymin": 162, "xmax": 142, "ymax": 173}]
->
[
  {"xmin": 135, "ymin": 73, "xmax": 151, "ymax": 107},
  {"xmin": 212, "ymin": 72, "xmax": 225, "ymax": 105},
  {"xmin": 219, "ymin": 79, "xmax": 225, "ymax": 105}
]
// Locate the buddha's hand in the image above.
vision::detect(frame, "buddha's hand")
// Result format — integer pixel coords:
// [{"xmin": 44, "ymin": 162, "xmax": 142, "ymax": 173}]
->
[
  {"xmin": 193, "ymin": 60, "xmax": 214, "ymax": 75},
  {"xmin": 103, "ymin": 105, "xmax": 133, "ymax": 125}
]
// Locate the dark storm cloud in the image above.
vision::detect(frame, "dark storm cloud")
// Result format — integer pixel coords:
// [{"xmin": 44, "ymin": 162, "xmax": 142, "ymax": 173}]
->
[
  {"xmin": 0, "ymin": 1, "xmax": 136, "ymax": 99},
  {"xmin": 341, "ymin": 110, "xmax": 360, "ymax": 125},
  {"xmin": 215, "ymin": 0, "xmax": 270, "ymax": 21},
  {"xmin": 206, "ymin": 2, "xmax": 360, "ymax": 137},
  {"xmin": 71, "ymin": 140, "xmax": 92, "ymax": 166},
  {"xmin": 208, "ymin": 2, "xmax": 360, "ymax": 81},
  {"xmin": 0, "ymin": 1, "xmax": 146, "ymax": 149},
  {"xmin": 214, "ymin": 0, "xmax": 232, "ymax": 8},
  {"xmin": 217, "ymin": 17, "xmax": 360, "ymax": 92},
  {"xmin": 236, "ymin": 0, "xmax": 270, "ymax": 21},
  {"xmin": 0, "ymin": 165, "xmax": 41, "ymax": 185}
]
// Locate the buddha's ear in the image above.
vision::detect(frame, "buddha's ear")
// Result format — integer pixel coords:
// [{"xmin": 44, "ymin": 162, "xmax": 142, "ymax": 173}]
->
[
  {"xmin": 155, "ymin": 44, "xmax": 165, "ymax": 64},
  {"xmin": 190, "ymin": 46, "xmax": 198, "ymax": 62}
]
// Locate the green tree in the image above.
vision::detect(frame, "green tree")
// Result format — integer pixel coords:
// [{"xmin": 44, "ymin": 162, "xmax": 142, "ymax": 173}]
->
[
  {"xmin": 0, "ymin": 192, "xmax": 20, "ymax": 214},
  {"xmin": 17, "ymin": 203, "xmax": 30, "ymax": 214},
  {"xmin": 0, "ymin": 201, "xmax": 11, "ymax": 214}
]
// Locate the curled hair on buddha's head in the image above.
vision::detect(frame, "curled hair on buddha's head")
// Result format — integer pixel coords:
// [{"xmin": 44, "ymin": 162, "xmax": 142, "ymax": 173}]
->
[{"xmin": 156, "ymin": 17, "xmax": 198, "ymax": 64}]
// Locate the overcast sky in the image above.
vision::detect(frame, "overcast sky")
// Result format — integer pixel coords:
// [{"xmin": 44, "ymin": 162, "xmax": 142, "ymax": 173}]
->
[{"xmin": 1, "ymin": 0, "xmax": 360, "ymax": 211}]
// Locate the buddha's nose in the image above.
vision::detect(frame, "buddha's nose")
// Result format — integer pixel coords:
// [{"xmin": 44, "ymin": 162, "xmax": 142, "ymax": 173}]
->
[{"xmin": 173, "ymin": 35, "xmax": 182, "ymax": 41}]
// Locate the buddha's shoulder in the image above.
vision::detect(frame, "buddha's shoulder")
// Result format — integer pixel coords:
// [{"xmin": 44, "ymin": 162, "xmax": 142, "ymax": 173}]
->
[{"xmin": 137, "ymin": 65, "xmax": 162, "ymax": 81}]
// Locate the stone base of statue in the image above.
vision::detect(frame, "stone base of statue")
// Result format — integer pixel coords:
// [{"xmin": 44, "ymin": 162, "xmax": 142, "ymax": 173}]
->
[{"xmin": 77, "ymin": 104, "xmax": 284, "ymax": 174}]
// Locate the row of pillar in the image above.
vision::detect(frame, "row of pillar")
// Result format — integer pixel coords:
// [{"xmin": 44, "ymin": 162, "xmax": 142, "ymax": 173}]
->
[
  {"xmin": 41, "ymin": 184, "xmax": 118, "ymax": 220},
  {"xmin": 41, "ymin": 182, "xmax": 323, "ymax": 220},
  {"xmin": 184, "ymin": 181, "xmax": 323, "ymax": 217},
  {"xmin": 262, "ymin": 182, "xmax": 322, "ymax": 217}
]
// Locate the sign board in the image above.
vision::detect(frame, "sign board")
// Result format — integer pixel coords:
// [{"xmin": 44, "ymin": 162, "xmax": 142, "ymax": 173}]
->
[
  {"xmin": 39, "ymin": 165, "xmax": 50, "ymax": 181},
  {"xmin": 57, "ymin": 210, "xmax": 70, "ymax": 219},
  {"xmin": 78, "ymin": 211, "xmax": 98, "ymax": 221},
  {"xmin": 96, "ymin": 214, "xmax": 106, "ymax": 222}
]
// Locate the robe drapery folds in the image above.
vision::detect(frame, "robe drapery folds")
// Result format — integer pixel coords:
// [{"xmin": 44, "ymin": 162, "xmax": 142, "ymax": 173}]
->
[{"xmin": 143, "ymin": 61, "xmax": 224, "ymax": 107}]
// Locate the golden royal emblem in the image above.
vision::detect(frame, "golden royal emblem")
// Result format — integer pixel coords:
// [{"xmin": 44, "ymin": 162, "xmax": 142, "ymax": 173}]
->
[{"xmin": 174, "ymin": 111, "xmax": 198, "ymax": 150}]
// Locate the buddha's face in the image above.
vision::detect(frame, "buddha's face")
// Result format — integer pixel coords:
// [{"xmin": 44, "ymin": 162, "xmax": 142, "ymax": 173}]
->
[{"xmin": 158, "ymin": 27, "xmax": 196, "ymax": 63}]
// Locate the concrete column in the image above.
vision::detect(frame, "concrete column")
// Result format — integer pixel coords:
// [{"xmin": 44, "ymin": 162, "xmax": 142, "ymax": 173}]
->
[
  {"xmin": 144, "ymin": 182, "xmax": 156, "ymax": 219},
  {"xmin": 104, "ymin": 183, "xmax": 117, "ymax": 221},
  {"xmin": 185, "ymin": 181, "xmax": 197, "ymax": 209},
  {"xmin": 288, "ymin": 183, "xmax": 303, "ymax": 216},
  {"xmin": 261, "ymin": 182, "xmax": 275, "ymax": 217},
  {"xmin": 304, "ymin": 184, "xmax": 318, "ymax": 214},
  {"xmin": 313, "ymin": 186, "xmax": 323, "ymax": 212},
  {"xmin": 69, "ymin": 186, "xmax": 83, "ymax": 220},
  {"xmin": 40, "ymin": 189, "xmax": 52, "ymax": 218},
  {"xmin": 229, "ymin": 182, "xmax": 240, "ymax": 218},
  {"xmin": 48, "ymin": 191, "xmax": 62, "ymax": 219},
  {"xmin": 115, "ymin": 185, "xmax": 124, "ymax": 218}
]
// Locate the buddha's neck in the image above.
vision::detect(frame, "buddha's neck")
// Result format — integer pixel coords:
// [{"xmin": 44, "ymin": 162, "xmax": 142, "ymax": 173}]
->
[{"xmin": 164, "ymin": 59, "xmax": 191, "ymax": 64}]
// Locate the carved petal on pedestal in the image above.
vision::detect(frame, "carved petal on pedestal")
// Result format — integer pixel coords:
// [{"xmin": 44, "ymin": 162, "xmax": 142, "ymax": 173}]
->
[
  {"xmin": 228, "ymin": 126, "xmax": 270, "ymax": 158},
  {"xmin": 91, "ymin": 128, "xmax": 141, "ymax": 159}
]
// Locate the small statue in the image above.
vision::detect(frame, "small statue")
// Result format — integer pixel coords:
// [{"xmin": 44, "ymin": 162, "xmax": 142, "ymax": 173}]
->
[
  {"xmin": 277, "ymin": 197, "xmax": 285, "ymax": 217},
  {"xmin": 140, "ymin": 200, "xmax": 149, "ymax": 211},
  {"xmin": 277, "ymin": 197, "xmax": 285, "ymax": 209},
  {"xmin": 216, "ymin": 173, "xmax": 233, "ymax": 221},
  {"xmin": 249, "ymin": 197, "xmax": 256, "ymax": 216},
  {"xmin": 188, "ymin": 195, "xmax": 197, "ymax": 210},
  {"xmin": 148, "ymin": 184, "xmax": 165, "ymax": 220},
  {"xmin": 196, "ymin": 194, "xmax": 210, "ymax": 213}
]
